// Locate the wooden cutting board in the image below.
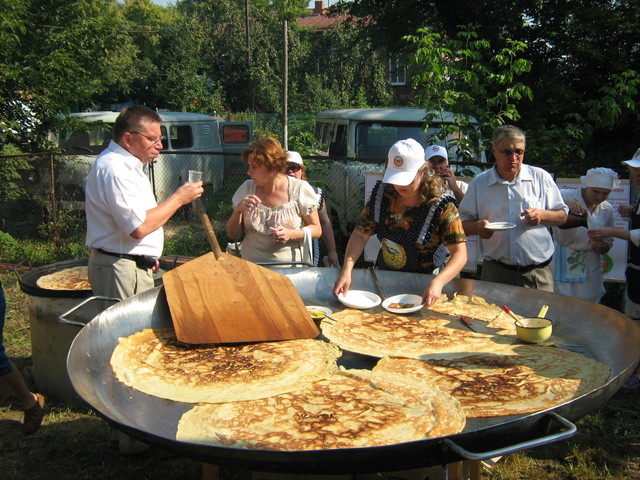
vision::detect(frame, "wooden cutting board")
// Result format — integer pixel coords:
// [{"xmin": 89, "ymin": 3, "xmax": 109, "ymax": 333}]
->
[
  {"xmin": 162, "ymin": 252, "xmax": 320, "ymax": 344},
  {"xmin": 162, "ymin": 197, "xmax": 320, "ymax": 345},
  {"xmin": 163, "ymin": 198, "xmax": 320, "ymax": 344}
]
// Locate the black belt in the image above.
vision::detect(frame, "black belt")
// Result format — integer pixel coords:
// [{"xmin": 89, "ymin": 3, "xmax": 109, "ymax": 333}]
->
[
  {"xmin": 95, "ymin": 248, "xmax": 157, "ymax": 269},
  {"xmin": 488, "ymin": 257, "xmax": 552, "ymax": 273}
]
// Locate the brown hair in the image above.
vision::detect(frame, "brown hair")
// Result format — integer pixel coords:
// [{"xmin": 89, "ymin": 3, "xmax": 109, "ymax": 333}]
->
[
  {"xmin": 387, "ymin": 164, "xmax": 443, "ymax": 204},
  {"xmin": 242, "ymin": 136, "xmax": 288, "ymax": 173},
  {"xmin": 113, "ymin": 106, "xmax": 162, "ymax": 141},
  {"xmin": 417, "ymin": 164, "xmax": 444, "ymax": 202}
]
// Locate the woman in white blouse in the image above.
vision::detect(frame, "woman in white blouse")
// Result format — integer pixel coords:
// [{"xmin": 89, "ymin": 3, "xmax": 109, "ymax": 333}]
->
[{"xmin": 226, "ymin": 136, "xmax": 321, "ymax": 265}]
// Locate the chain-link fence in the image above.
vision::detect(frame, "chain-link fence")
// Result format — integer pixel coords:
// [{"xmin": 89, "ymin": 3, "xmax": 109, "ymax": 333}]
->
[{"xmin": 0, "ymin": 151, "xmax": 389, "ymax": 261}]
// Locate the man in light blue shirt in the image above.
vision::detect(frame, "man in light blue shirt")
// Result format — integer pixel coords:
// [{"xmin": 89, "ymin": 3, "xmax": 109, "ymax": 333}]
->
[{"xmin": 458, "ymin": 125, "xmax": 568, "ymax": 290}]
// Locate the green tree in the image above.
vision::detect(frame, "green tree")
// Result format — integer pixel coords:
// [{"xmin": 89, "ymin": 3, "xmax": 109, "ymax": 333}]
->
[
  {"xmin": 153, "ymin": 13, "xmax": 226, "ymax": 113},
  {"xmin": 0, "ymin": 0, "xmax": 137, "ymax": 149},
  {"xmin": 336, "ymin": 0, "xmax": 640, "ymax": 171},
  {"xmin": 119, "ymin": 0, "xmax": 178, "ymax": 108},
  {"xmin": 407, "ymin": 26, "xmax": 533, "ymax": 152},
  {"xmin": 292, "ymin": 17, "xmax": 393, "ymax": 112}
]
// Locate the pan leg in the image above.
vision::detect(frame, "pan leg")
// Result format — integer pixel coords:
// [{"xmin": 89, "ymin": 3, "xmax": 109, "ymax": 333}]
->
[{"xmin": 201, "ymin": 463, "xmax": 219, "ymax": 480}]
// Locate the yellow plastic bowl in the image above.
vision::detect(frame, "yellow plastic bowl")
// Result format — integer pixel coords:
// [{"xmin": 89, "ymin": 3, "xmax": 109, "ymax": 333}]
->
[{"xmin": 515, "ymin": 317, "xmax": 553, "ymax": 343}]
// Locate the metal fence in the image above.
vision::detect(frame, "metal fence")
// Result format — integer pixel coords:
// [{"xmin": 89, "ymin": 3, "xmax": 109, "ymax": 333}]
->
[
  {"xmin": 0, "ymin": 151, "xmax": 494, "ymax": 262},
  {"xmin": 0, "ymin": 151, "xmax": 239, "ymax": 241},
  {"xmin": 0, "ymin": 151, "xmax": 383, "ymax": 253}
]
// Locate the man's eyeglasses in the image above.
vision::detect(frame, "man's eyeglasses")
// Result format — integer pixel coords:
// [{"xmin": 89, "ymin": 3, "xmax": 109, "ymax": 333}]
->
[
  {"xmin": 499, "ymin": 149, "xmax": 525, "ymax": 157},
  {"xmin": 286, "ymin": 164, "xmax": 302, "ymax": 172},
  {"xmin": 130, "ymin": 131, "xmax": 163, "ymax": 145}
]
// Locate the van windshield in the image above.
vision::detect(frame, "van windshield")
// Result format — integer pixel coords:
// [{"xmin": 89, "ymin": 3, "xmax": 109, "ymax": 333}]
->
[
  {"xmin": 355, "ymin": 122, "xmax": 430, "ymax": 159},
  {"xmin": 354, "ymin": 121, "xmax": 483, "ymax": 163}
]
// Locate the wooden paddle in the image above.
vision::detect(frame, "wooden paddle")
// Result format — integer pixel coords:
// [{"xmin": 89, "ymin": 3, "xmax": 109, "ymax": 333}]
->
[{"xmin": 161, "ymin": 199, "xmax": 319, "ymax": 344}]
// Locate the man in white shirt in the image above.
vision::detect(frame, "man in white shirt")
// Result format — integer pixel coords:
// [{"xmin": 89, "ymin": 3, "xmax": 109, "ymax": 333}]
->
[
  {"xmin": 85, "ymin": 106, "xmax": 203, "ymax": 300},
  {"xmin": 458, "ymin": 125, "xmax": 568, "ymax": 290}
]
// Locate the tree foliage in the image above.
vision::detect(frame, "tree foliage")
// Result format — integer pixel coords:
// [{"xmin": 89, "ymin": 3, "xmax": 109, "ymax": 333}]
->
[
  {"xmin": 1, "ymin": 0, "xmax": 639, "ymax": 172},
  {"xmin": 406, "ymin": 25, "xmax": 532, "ymax": 163},
  {"xmin": 337, "ymin": 0, "xmax": 640, "ymax": 171},
  {"xmin": 408, "ymin": 26, "xmax": 532, "ymax": 134},
  {"xmin": 292, "ymin": 18, "xmax": 393, "ymax": 112}
]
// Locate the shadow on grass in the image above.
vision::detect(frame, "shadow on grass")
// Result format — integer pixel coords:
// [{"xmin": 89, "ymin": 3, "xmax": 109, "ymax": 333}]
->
[{"xmin": 0, "ymin": 402, "xmax": 201, "ymax": 480}]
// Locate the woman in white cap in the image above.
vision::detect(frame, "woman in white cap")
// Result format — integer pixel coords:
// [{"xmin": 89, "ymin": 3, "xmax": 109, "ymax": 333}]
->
[
  {"xmin": 285, "ymin": 151, "xmax": 340, "ymax": 267},
  {"xmin": 588, "ymin": 150, "xmax": 640, "ymax": 389},
  {"xmin": 333, "ymin": 139, "xmax": 467, "ymax": 307},
  {"xmin": 552, "ymin": 167, "xmax": 618, "ymax": 303}
]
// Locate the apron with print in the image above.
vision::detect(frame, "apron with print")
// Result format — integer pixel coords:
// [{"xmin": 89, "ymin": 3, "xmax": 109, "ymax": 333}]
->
[{"xmin": 370, "ymin": 181, "xmax": 454, "ymax": 274}]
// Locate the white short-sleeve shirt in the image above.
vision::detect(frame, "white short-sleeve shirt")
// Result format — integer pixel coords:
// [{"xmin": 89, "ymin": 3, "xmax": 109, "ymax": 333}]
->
[
  {"xmin": 458, "ymin": 164, "xmax": 568, "ymax": 266},
  {"xmin": 85, "ymin": 140, "xmax": 162, "ymax": 257}
]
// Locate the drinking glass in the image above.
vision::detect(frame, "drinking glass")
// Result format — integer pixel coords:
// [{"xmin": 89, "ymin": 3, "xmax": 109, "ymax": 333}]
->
[{"xmin": 188, "ymin": 170, "xmax": 202, "ymax": 183}]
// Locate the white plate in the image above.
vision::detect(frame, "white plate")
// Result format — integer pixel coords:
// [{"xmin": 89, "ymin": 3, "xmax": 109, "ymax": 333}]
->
[
  {"xmin": 382, "ymin": 294, "xmax": 424, "ymax": 314},
  {"xmin": 485, "ymin": 222, "xmax": 516, "ymax": 231},
  {"xmin": 306, "ymin": 305, "xmax": 332, "ymax": 319},
  {"xmin": 337, "ymin": 290, "xmax": 382, "ymax": 310}
]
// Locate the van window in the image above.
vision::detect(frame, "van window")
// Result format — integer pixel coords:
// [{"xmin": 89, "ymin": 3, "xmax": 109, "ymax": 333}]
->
[
  {"xmin": 329, "ymin": 124, "xmax": 348, "ymax": 156},
  {"xmin": 166, "ymin": 125, "xmax": 193, "ymax": 150},
  {"xmin": 222, "ymin": 125, "xmax": 250, "ymax": 144},
  {"xmin": 353, "ymin": 121, "xmax": 482, "ymax": 163},
  {"xmin": 355, "ymin": 122, "xmax": 430, "ymax": 159},
  {"xmin": 314, "ymin": 122, "xmax": 333, "ymax": 154},
  {"xmin": 58, "ymin": 124, "xmax": 112, "ymax": 153}
]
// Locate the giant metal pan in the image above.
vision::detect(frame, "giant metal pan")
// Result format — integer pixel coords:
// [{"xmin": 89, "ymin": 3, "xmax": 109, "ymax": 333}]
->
[{"xmin": 66, "ymin": 268, "xmax": 640, "ymax": 474}]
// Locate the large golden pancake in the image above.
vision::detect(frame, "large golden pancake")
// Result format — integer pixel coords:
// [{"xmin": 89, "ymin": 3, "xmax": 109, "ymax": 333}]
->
[
  {"xmin": 373, "ymin": 345, "xmax": 610, "ymax": 418},
  {"xmin": 321, "ymin": 309, "xmax": 516, "ymax": 359},
  {"xmin": 110, "ymin": 329, "xmax": 341, "ymax": 403},
  {"xmin": 176, "ymin": 369, "xmax": 465, "ymax": 450},
  {"xmin": 36, "ymin": 266, "xmax": 91, "ymax": 291},
  {"xmin": 428, "ymin": 294, "xmax": 520, "ymax": 336}
]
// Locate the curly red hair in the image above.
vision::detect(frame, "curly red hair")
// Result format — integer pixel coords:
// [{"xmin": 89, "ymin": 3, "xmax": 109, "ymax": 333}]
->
[{"xmin": 241, "ymin": 136, "xmax": 288, "ymax": 173}]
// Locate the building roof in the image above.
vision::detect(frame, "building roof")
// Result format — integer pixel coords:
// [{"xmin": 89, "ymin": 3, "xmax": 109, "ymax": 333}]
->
[{"xmin": 298, "ymin": 1, "xmax": 348, "ymax": 32}]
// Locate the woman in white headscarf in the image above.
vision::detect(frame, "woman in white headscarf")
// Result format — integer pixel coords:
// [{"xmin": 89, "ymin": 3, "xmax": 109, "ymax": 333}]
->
[{"xmin": 552, "ymin": 167, "xmax": 618, "ymax": 303}]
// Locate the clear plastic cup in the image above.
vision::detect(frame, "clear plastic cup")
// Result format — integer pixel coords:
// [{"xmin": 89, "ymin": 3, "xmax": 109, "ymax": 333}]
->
[{"xmin": 188, "ymin": 170, "xmax": 202, "ymax": 183}]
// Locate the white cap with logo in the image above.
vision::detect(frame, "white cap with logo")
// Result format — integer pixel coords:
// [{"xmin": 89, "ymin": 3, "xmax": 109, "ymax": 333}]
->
[
  {"xmin": 425, "ymin": 144, "xmax": 449, "ymax": 162},
  {"xmin": 382, "ymin": 139, "xmax": 426, "ymax": 186}
]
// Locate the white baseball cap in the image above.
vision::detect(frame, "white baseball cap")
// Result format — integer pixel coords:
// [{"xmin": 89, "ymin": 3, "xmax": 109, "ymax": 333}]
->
[
  {"xmin": 622, "ymin": 147, "xmax": 640, "ymax": 169},
  {"xmin": 382, "ymin": 139, "xmax": 425, "ymax": 186},
  {"xmin": 425, "ymin": 144, "xmax": 448, "ymax": 162},
  {"xmin": 286, "ymin": 151, "xmax": 304, "ymax": 165}
]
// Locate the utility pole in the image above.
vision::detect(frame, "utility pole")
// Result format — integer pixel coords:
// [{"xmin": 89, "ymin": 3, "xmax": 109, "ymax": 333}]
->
[
  {"xmin": 282, "ymin": 18, "xmax": 288, "ymax": 150},
  {"xmin": 245, "ymin": 0, "xmax": 254, "ymax": 111}
]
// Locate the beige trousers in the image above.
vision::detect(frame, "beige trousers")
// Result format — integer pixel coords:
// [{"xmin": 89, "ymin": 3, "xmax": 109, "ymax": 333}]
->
[
  {"xmin": 481, "ymin": 260, "xmax": 554, "ymax": 292},
  {"xmin": 88, "ymin": 249, "xmax": 154, "ymax": 300}
]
